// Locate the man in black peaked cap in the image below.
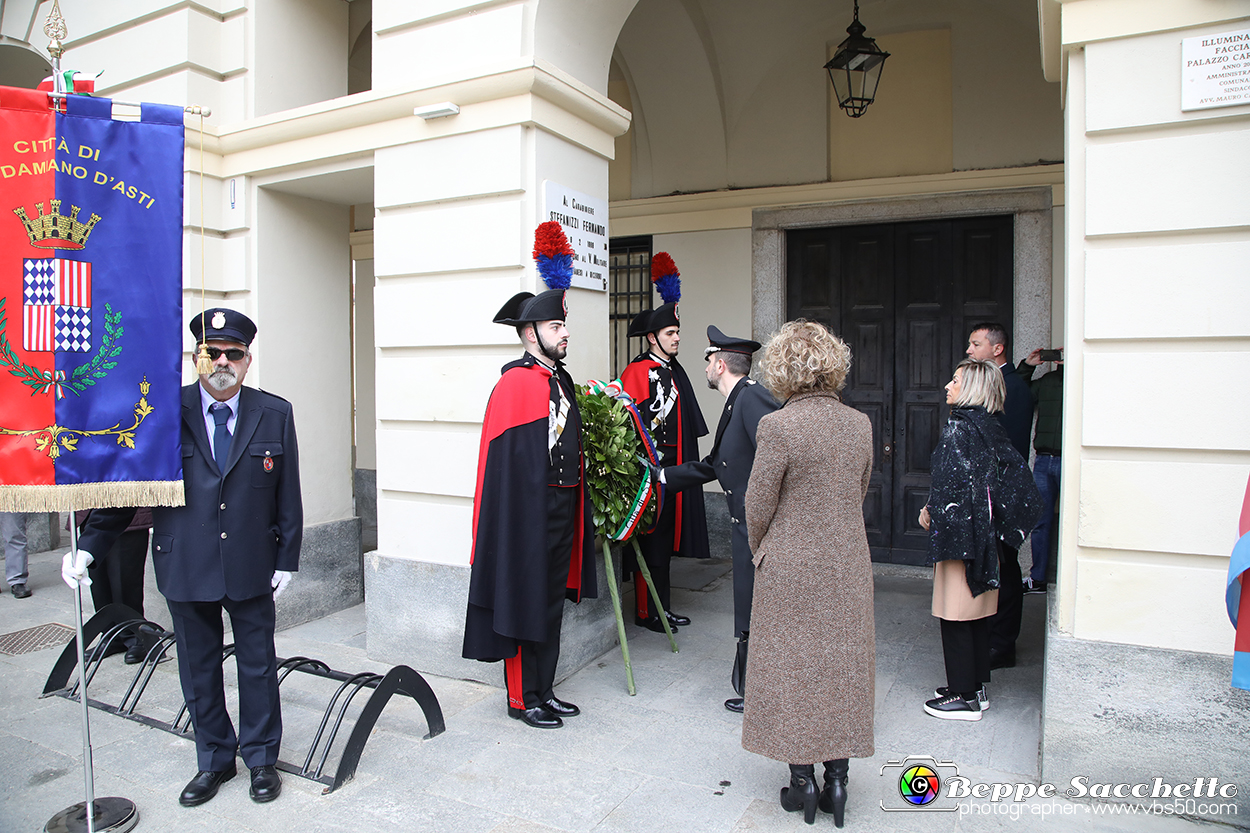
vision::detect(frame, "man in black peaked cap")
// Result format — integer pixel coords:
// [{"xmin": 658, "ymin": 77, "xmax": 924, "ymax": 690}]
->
[
  {"xmin": 65, "ymin": 307, "xmax": 301, "ymax": 807},
  {"xmin": 661, "ymin": 326, "xmax": 778, "ymax": 711}
]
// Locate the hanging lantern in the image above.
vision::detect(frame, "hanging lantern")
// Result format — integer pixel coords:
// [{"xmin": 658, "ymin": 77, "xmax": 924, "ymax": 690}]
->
[{"xmin": 824, "ymin": 1, "xmax": 890, "ymax": 118}]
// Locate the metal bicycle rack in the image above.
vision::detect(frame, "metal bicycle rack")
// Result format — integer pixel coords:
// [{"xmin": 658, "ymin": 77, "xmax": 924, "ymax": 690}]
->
[{"xmin": 43, "ymin": 604, "xmax": 446, "ymax": 794}]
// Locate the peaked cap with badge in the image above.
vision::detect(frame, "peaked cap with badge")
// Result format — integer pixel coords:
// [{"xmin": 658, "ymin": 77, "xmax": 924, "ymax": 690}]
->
[
  {"xmin": 704, "ymin": 324, "xmax": 761, "ymax": 357},
  {"xmin": 190, "ymin": 307, "xmax": 256, "ymax": 346}
]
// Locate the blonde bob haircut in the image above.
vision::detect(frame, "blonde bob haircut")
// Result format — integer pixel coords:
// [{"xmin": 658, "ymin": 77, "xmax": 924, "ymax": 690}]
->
[
  {"xmin": 951, "ymin": 358, "xmax": 1006, "ymax": 413},
  {"xmin": 759, "ymin": 319, "xmax": 852, "ymax": 401}
]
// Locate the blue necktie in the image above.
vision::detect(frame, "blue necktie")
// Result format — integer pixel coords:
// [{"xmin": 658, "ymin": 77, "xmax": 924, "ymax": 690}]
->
[{"xmin": 211, "ymin": 403, "xmax": 232, "ymax": 474}]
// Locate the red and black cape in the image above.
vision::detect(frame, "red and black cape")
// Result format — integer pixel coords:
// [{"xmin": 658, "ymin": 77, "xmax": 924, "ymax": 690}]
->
[{"xmin": 462, "ymin": 355, "xmax": 596, "ymax": 662}]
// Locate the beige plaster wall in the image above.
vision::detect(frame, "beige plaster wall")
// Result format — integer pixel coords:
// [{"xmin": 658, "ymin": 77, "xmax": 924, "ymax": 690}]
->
[
  {"xmin": 829, "ymin": 29, "xmax": 953, "ymax": 181},
  {"xmin": 253, "ymin": 0, "xmax": 348, "ymax": 118},
  {"xmin": 1061, "ymin": 11, "xmax": 1250, "ymax": 655},
  {"xmin": 255, "ymin": 189, "xmax": 354, "ymax": 527}
]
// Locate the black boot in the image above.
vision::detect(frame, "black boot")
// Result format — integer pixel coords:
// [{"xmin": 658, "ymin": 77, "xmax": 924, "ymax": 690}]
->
[
  {"xmin": 818, "ymin": 758, "xmax": 849, "ymax": 827},
  {"xmin": 779, "ymin": 764, "xmax": 818, "ymax": 825}
]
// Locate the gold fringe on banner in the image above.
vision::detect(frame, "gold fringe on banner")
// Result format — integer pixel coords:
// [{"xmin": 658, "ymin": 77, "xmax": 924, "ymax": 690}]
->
[{"xmin": 0, "ymin": 481, "xmax": 185, "ymax": 513}]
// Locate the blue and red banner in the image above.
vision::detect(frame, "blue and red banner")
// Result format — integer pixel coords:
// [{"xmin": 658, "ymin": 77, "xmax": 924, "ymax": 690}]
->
[
  {"xmin": 1227, "ymin": 475, "xmax": 1250, "ymax": 690},
  {"xmin": 0, "ymin": 87, "xmax": 184, "ymax": 511}
]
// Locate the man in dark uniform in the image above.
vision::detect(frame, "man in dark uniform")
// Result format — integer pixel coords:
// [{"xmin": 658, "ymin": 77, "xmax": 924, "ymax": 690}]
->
[
  {"xmin": 462, "ymin": 288, "xmax": 596, "ymax": 729},
  {"xmin": 661, "ymin": 326, "xmax": 778, "ymax": 712},
  {"xmin": 966, "ymin": 321, "xmax": 1031, "ymax": 670},
  {"xmin": 620, "ymin": 302, "xmax": 710, "ymax": 632},
  {"xmin": 63, "ymin": 308, "xmax": 301, "ymax": 806}
]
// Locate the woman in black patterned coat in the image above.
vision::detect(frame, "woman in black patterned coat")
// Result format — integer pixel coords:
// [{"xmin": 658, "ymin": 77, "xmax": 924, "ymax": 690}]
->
[{"xmin": 919, "ymin": 358, "xmax": 1042, "ymax": 722}]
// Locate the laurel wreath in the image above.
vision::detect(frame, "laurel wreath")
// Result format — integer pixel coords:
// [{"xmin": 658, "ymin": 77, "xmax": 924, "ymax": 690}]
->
[
  {"xmin": 0, "ymin": 297, "xmax": 121, "ymax": 396},
  {"xmin": 0, "ymin": 377, "xmax": 154, "ymax": 458},
  {"xmin": 576, "ymin": 383, "xmax": 659, "ymax": 541}
]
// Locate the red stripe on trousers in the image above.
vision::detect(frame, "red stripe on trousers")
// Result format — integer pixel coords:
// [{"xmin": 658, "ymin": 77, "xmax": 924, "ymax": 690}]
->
[{"xmin": 504, "ymin": 647, "xmax": 526, "ymax": 709}]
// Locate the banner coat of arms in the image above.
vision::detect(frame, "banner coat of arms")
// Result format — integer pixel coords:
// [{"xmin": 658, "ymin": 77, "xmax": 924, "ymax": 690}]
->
[{"xmin": 0, "ymin": 87, "xmax": 184, "ymax": 511}]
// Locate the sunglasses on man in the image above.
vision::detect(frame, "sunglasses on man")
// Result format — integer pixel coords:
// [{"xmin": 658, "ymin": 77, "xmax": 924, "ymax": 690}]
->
[{"xmin": 203, "ymin": 346, "xmax": 248, "ymax": 362}]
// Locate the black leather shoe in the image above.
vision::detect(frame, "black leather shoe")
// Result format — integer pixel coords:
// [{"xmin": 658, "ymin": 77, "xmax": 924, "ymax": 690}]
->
[
  {"xmin": 634, "ymin": 615, "xmax": 673, "ymax": 633},
  {"xmin": 123, "ymin": 639, "xmax": 147, "ymax": 665},
  {"xmin": 666, "ymin": 611, "xmax": 690, "ymax": 627},
  {"xmin": 85, "ymin": 639, "xmax": 127, "ymax": 664},
  {"xmin": 989, "ymin": 647, "xmax": 1016, "ymax": 670},
  {"xmin": 179, "ymin": 765, "xmax": 237, "ymax": 806},
  {"xmin": 542, "ymin": 697, "xmax": 580, "ymax": 717},
  {"xmin": 248, "ymin": 765, "xmax": 282, "ymax": 803},
  {"xmin": 10, "ymin": 583, "xmax": 31, "ymax": 599},
  {"xmin": 508, "ymin": 705, "xmax": 563, "ymax": 728},
  {"xmin": 724, "ymin": 697, "xmax": 744, "ymax": 713}
]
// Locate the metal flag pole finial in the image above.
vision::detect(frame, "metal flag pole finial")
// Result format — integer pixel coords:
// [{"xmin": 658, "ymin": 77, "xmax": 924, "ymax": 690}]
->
[{"xmin": 44, "ymin": 0, "xmax": 67, "ymax": 60}]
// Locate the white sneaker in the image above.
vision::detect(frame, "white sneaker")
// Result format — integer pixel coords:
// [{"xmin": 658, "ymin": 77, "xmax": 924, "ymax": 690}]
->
[
  {"xmin": 924, "ymin": 692, "xmax": 983, "ymax": 721},
  {"xmin": 934, "ymin": 685, "xmax": 989, "ymax": 711}
]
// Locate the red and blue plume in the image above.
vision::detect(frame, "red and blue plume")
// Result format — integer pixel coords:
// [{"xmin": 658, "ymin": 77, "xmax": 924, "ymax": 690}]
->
[
  {"xmin": 533, "ymin": 221, "xmax": 575, "ymax": 290},
  {"xmin": 651, "ymin": 252, "xmax": 681, "ymax": 304}
]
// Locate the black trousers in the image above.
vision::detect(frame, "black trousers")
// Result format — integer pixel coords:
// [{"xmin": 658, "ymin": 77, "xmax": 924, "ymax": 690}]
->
[
  {"xmin": 939, "ymin": 616, "xmax": 991, "ymax": 694},
  {"xmin": 167, "ymin": 593, "xmax": 281, "ymax": 771},
  {"xmin": 988, "ymin": 541, "xmax": 1022, "ymax": 655},
  {"xmin": 88, "ymin": 529, "xmax": 149, "ymax": 645},
  {"xmin": 635, "ymin": 495, "xmax": 676, "ymax": 617},
  {"xmin": 503, "ymin": 485, "xmax": 575, "ymax": 710}
]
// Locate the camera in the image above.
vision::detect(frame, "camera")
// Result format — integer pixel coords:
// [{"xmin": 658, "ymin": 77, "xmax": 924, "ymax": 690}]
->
[{"xmin": 879, "ymin": 755, "xmax": 960, "ymax": 812}]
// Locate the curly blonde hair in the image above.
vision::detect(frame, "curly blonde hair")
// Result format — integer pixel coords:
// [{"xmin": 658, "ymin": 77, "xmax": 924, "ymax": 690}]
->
[{"xmin": 759, "ymin": 320, "xmax": 852, "ymax": 401}]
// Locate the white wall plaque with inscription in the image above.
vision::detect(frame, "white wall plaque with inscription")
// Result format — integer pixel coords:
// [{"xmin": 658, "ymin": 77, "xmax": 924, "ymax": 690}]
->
[
  {"xmin": 542, "ymin": 182, "xmax": 609, "ymax": 291},
  {"xmin": 1182, "ymin": 28, "xmax": 1250, "ymax": 111}
]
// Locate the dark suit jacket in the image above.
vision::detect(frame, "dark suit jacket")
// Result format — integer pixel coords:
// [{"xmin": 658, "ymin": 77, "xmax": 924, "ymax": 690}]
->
[
  {"xmin": 997, "ymin": 362, "xmax": 1033, "ymax": 461},
  {"xmin": 664, "ymin": 378, "xmax": 780, "ymax": 525},
  {"xmin": 79, "ymin": 384, "xmax": 303, "ymax": 603}
]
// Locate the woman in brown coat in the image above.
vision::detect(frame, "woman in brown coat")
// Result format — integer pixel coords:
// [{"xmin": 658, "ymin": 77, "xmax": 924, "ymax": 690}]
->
[{"xmin": 743, "ymin": 321, "xmax": 874, "ymax": 828}]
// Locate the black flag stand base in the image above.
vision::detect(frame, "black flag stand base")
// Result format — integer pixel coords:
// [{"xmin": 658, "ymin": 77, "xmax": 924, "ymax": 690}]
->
[
  {"xmin": 46, "ymin": 507, "xmax": 139, "ymax": 833},
  {"xmin": 44, "ymin": 798, "xmax": 138, "ymax": 833}
]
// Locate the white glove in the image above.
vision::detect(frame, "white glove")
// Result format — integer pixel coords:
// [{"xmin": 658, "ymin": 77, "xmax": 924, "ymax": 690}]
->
[
  {"xmin": 61, "ymin": 549, "xmax": 94, "ymax": 589},
  {"xmin": 271, "ymin": 570, "xmax": 292, "ymax": 599}
]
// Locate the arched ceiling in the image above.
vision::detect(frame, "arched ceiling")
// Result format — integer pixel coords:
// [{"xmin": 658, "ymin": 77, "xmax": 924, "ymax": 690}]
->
[{"xmin": 611, "ymin": 0, "xmax": 1061, "ymax": 198}]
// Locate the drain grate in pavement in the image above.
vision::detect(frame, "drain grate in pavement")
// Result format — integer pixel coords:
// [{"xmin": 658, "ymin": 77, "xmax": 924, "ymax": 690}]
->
[{"xmin": 0, "ymin": 623, "xmax": 75, "ymax": 656}]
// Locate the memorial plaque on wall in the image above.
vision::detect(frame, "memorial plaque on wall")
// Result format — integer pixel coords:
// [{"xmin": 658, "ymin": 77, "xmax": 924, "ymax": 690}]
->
[
  {"xmin": 542, "ymin": 181, "xmax": 608, "ymax": 291},
  {"xmin": 1182, "ymin": 27, "xmax": 1250, "ymax": 111}
]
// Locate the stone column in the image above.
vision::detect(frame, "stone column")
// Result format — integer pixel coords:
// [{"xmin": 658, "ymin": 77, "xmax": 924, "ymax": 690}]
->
[{"xmin": 365, "ymin": 1, "xmax": 632, "ymax": 682}]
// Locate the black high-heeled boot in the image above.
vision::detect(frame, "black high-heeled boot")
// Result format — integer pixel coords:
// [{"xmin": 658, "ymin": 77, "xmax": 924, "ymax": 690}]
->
[
  {"xmin": 818, "ymin": 758, "xmax": 849, "ymax": 827},
  {"xmin": 779, "ymin": 764, "xmax": 818, "ymax": 825}
]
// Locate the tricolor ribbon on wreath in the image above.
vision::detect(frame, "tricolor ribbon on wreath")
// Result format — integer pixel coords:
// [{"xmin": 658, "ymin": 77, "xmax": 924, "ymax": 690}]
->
[
  {"xmin": 583, "ymin": 378, "xmax": 665, "ymax": 542},
  {"xmin": 0, "ymin": 86, "xmax": 185, "ymax": 511}
]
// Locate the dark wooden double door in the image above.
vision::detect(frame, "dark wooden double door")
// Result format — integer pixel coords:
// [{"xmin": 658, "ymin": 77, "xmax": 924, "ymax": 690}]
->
[{"xmin": 786, "ymin": 216, "xmax": 1013, "ymax": 565}]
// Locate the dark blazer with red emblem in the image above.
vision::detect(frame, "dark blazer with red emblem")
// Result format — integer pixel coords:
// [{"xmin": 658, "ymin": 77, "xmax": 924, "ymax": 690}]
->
[
  {"xmin": 619, "ymin": 353, "xmax": 711, "ymax": 560},
  {"xmin": 78, "ymin": 383, "xmax": 303, "ymax": 602},
  {"xmin": 462, "ymin": 354, "xmax": 596, "ymax": 663}
]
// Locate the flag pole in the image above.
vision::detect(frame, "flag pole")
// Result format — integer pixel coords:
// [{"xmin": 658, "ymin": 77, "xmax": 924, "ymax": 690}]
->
[
  {"xmin": 44, "ymin": 508, "xmax": 139, "ymax": 833},
  {"xmin": 38, "ymin": 4, "xmax": 140, "ymax": 830}
]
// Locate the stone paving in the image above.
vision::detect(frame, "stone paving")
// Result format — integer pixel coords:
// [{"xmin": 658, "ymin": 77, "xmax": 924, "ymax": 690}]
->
[{"xmin": 0, "ymin": 544, "xmax": 1220, "ymax": 832}]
